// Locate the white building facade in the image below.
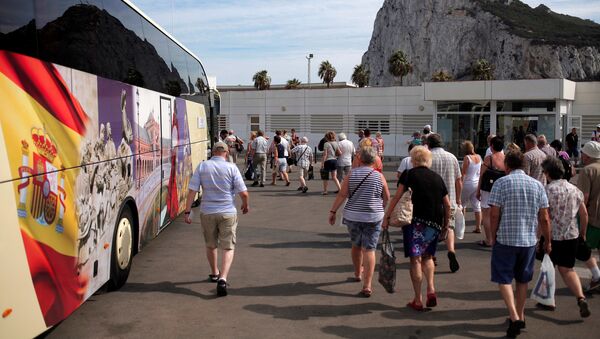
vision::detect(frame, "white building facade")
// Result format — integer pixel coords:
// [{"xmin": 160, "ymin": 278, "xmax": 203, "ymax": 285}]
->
[{"xmin": 219, "ymin": 79, "xmax": 599, "ymax": 158}]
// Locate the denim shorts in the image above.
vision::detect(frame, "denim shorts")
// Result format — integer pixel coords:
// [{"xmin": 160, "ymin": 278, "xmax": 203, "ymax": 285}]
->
[
  {"xmin": 343, "ymin": 218, "xmax": 382, "ymax": 250},
  {"xmin": 491, "ymin": 243, "xmax": 536, "ymax": 284}
]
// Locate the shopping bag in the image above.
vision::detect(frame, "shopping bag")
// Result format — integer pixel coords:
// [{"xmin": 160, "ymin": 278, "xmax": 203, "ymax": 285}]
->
[
  {"xmin": 244, "ymin": 162, "xmax": 255, "ymax": 180},
  {"xmin": 378, "ymin": 229, "xmax": 396, "ymax": 293},
  {"xmin": 455, "ymin": 205, "xmax": 465, "ymax": 240},
  {"xmin": 335, "ymin": 201, "xmax": 346, "ymax": 227},
  {"xmin": 390, "ymin": 189, "xmax": 412, "ymax": 227},
  {"xmin": 531, "ymin": 254, "xmax": 556, "ymax": 307}
]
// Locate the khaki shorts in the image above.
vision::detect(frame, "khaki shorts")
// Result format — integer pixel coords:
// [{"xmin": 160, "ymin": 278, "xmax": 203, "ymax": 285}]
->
[{"xmin": 200, "ymin": 213, "xmax": 238, "ymax": 250}]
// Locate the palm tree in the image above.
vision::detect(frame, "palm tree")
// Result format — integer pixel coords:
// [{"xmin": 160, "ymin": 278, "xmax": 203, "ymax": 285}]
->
[
  {"xmin": 351, "ymin": 64, "xmax": 370, "ymax": 88},
  {"xmin": 431, "ymin": 70, "xmax": 453, "ymax": 82},
  {"xmin": 318, "ymin": 60, "xmax": 337, "ymax": 88},
  {"xmin": 285, "ymin": 78, "xmax": 302, "ymax": 89},
  {"xmin": 472, "ymin": 59, "xmax": 495, "ymax": 80},
  {"xmin": 252, "ymin": 70, "xmax": 271, "ymax": 90},
  {"xmin": 388, "ymin": 50, "xmax": 413, "ymax": 86}
]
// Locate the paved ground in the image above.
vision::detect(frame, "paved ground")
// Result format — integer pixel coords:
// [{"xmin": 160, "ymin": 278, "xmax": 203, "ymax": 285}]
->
[{"xmin": 47, "ymin": 168, "xmax": 600, "ymax": 339}]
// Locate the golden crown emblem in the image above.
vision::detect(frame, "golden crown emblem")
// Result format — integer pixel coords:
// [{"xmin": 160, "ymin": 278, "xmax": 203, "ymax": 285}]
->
[{"xmin": 31, "ymin": 128, "xmax": 57, "ymax": 162}]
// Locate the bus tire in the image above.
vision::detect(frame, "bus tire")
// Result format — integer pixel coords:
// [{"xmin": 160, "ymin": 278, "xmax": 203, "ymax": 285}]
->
[{"xmin": 108, "ymin": 207, "xmax": 134, "ymax": 291}]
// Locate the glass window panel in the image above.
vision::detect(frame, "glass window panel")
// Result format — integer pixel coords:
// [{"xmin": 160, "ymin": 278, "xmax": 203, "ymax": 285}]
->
[
  {"xmin": 0, "ymin": 0, "xmax": 37, "ymax": 57},
  {"xmin": 141, "ymin": 19, "xmax": 172, "ymax": 93},
  {"xmin": 169, "ymin": 42, "xmax": 190, "ymax": 94},
  {"xmin": 497, "ymin": 101, "xmax": 556, "ymax": 112},
  {"xmin": 496, "ymin": 115, "xmax": 555, "ymax": 150},
  {"xmin": 101, "ymin": 0, "xmax": 145, "ymax": 40},
  {"xmin": 437, "ymin": 101, "xmax": 490, "ymax": 112},
  {"xmin": 437, "ymin": 114, "xmax": 490, "ymax": 158}
]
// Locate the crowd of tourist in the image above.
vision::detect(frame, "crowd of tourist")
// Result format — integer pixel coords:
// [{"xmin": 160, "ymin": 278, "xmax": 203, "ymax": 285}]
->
[{"xmin": 192, "ymin": 124, "xmax": 600, "ymax": 338}]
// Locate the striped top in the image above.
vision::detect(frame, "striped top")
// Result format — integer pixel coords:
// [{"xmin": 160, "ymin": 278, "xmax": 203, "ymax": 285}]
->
[{"xmin": 343, "ymin": 166, "xmax": 385, "ymax": 222}]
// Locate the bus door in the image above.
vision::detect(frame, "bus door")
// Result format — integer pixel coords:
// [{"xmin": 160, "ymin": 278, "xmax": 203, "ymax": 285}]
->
[{"xmin": 159, "ymin": 97, "xmax": 174, "ymax": 229}]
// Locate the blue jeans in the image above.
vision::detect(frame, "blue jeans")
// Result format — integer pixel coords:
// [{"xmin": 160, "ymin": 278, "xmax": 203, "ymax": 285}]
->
[{"xmin": 343, "ymin": 219, "xmax": 382, "ymax": 250}]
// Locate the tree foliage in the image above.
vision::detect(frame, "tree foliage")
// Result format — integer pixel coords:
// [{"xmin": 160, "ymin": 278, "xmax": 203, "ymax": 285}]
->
[
  {"xmin": 285, "ymin": 78, "xmax": 302, "ymax": 89},
  {"xmin": 318, "ymin": 60, "xmax": 337, "ymax": 88},
  {"xmin": 388, "ymin": 50, "xmax": 413, "ymax": 86},
  {"xmin": 351, "ymin": 64, "xmax": 370, "ymax": 88},
  {"xmin": 472, "ymin": 59, "xmax": 495, "ymax": 80},
  {"xmin": 431, "ymin": 70, "xmax": 453, "ymax": 82},
  {"xmin": 252, "ymin": 70, "xmax": 271, "ymax": 90},
  {"xmin": 165, "ymin": 80, "xmax": 182, "ymax": 97}
]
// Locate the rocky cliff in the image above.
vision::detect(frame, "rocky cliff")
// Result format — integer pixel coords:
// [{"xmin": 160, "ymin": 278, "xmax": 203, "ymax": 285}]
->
[{"xmin": 362, "ymin": 0, "xmax": 600, "ymax": 86}]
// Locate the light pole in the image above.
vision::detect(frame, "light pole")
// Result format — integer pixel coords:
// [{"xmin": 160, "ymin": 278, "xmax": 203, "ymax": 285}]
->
[{"xmin": 306, "ymin": 53, "xmax": 313, "ymax": 88}]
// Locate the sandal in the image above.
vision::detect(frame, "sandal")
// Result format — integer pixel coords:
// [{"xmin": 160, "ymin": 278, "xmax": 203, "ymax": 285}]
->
[
  {"xmin": 322, "ymin": 192, "xmax": 328, "ymax": 195},
  {"xmin": 407, "ymin": 300, "xmax": 424, "ymax": 311},
  {"xmin": 359, "ymin": 288, "xmax": 372, "ymax": 298},
  {"xmin": 208, "ymin": 272, "xmax": 220, "ymax": 282},
  {"xmin": 472, "ymin": 229, "xmax": 482, "ymax": 233},
  {"xmin": 426, "ymin": 292, "xmax": 437, "ymax": 307},
  {"xmin": 477, "ymin": 240, "xmax": 491, "ymax": 247}
]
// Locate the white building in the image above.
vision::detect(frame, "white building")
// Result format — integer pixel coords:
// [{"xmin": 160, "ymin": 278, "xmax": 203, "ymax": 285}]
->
[{"xmin": 219, "ymin": 79, "xmax": 599, "ymax": 158}]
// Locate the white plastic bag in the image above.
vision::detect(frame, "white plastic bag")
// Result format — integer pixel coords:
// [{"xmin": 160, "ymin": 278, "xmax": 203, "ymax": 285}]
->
[
  {"xmin": 531, "ymin": 254, "xmax": 556, "ymax": 307},
  {"xmin": 454, "ymin": 205, "xmax": 465, "ymax": 240},
  {"xmin": 336, "ymin": 200, "xmax": 346, "ymax": 227}
]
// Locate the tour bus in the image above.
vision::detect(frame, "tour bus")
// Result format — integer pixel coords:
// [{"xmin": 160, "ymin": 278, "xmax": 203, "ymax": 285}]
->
[{"xmin": 0, "ymin": 1, "xmax": 210, "ymax": 337}]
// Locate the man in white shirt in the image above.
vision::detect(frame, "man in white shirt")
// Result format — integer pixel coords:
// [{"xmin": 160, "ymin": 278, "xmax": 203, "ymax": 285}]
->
[
  {"xmin": 337, "ymin": 133, "xmax": 355, "ymax": 182},
  {"xmin": 250, "ymin": 130, "xmax": 269, "ymax": 187}
]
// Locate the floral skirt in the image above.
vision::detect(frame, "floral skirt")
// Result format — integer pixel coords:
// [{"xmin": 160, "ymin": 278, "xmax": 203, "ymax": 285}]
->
[{"xmin": 403, "ymin": 220, "xmax": 440, "ymax": 258}]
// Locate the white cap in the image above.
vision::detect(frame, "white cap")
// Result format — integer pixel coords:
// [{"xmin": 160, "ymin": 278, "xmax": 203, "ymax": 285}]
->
[
  {"xmin": 596, "ymin": 123, "xmax": 600, "ymax": 128},
  {"xmin": 582, "ymin": 141, "xmax": 600, "ymax": 159},
  {"xmin": 424, "ymin": 124, "xmax": 432, "ymax": 130}
]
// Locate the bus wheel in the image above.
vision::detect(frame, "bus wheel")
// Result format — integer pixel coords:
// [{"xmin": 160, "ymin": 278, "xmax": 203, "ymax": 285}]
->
[{"xmin": 108, "ymin": 208, "xmax": 133, "ymax": 290}]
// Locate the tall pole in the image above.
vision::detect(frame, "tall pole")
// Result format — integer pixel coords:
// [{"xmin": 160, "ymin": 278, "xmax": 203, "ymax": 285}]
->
[{"xmin": 306, "ymin": 53, "xmax": 313, "ymax": 88}]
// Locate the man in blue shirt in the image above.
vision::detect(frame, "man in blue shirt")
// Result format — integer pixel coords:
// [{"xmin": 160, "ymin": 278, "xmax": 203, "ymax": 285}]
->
[
  {"xmin": 184, "ymin": 142, "xmax": 249, "ymax": 297},
  {"xmin": 489, "ymin": 151, "xmax": 551, "ymax": 338}
]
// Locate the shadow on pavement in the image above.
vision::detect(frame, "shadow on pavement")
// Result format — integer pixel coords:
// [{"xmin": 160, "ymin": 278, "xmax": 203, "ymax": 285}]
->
[
  {"xmin": 251, "ymin": 240, "xmax": 351, "ymax": 249},
  {"xmin": 118, "ymin": 281, "xmax": 217, "ymax": 300},
  {"xmin": 231, "ymin": 280, "xmax": 356, "ymax": 298},
  {"xmin": 287, "ymin": 262, "xmax": 412, "ymax": 273},
  {"xmin": 244, "ymin": 302, "xmax": 397, "ymax": 320},
  {"xmin": 321, "ymin": 322, "xmax": 506, "ymax": 339}
]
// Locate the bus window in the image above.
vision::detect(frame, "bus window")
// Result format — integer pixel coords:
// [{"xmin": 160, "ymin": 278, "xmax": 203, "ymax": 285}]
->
[
  {"xmin": 0, "ymin": 0, "xmax": 37, "ymax": 57},
  {"xmin": 141, "ymin": 19, "xmax": 173, "ymax": 93},
  {"xmin": 169, "ymin": 42, "xmax": 191, "ymax": 95}
]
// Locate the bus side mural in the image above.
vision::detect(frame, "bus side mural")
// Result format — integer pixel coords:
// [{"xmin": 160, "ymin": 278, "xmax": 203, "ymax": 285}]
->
[{"xmin": 0, "ymin": 50, "xmax": 206, "ymax": 337}]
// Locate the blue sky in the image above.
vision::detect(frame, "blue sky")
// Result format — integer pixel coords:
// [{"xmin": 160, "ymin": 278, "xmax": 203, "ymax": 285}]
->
[{"xmin": 133, "ymin": 0, "xmax": 600, "ymax": 86}]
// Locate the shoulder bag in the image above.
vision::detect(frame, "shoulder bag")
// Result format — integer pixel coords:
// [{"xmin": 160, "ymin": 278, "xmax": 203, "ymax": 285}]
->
[
  {"xmin": 389, "ymin": 188, "xmax": 413, "ymax": 227},
  {"xmin": 480, "ymin": 156, "xmax": 505, "ymax": 192},
  {"xmin": 378, "ymin": 229, "xmax": 396, "ymax": 293},
  {"xmin": 349, "ymin": 169, "xmax": 374, "ymax": 198}
]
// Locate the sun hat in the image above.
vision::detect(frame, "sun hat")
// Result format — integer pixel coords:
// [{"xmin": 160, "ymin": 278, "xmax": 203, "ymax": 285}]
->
[{"xmin": 582, "ymin": 141, "xmax": 600, "ymax": 159}]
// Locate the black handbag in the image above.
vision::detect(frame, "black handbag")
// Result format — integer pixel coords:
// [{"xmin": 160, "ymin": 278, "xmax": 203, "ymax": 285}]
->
[
  {"xmin": 378, "ymin": 229, "xmax": 396, "ymax": 293},
  {"xmin": 307, "ymin": 165, "xmax": 314, "ymax": 180},
  {"xmin": 320, "ymin": 168, "xmax": 329, "ymax": 180},
  {"xmin": 480, "ymin": 158, "xmax": 505, "ymax": 192}
]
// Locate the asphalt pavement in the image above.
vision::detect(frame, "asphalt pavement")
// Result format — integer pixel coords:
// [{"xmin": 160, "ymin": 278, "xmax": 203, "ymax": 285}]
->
[{"xmin": 46, "ymin": 168, "xmax": 600, "ymax": 339}]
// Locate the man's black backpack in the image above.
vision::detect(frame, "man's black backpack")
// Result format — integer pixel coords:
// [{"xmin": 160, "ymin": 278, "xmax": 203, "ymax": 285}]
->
[{"xmin": 559, "ymin": 156, "xmax": 573, "ymax": 181}]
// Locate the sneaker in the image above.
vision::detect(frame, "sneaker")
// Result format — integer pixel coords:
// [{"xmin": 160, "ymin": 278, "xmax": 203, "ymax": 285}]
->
[
  {"xmin": 578, "ymin": 298, "xmax": 591, "ymax": 318},
  {"xmin": 216, "ymin": 279, "xmax": 228, "ymax": 297},
  {"xmin": 506, "ymin": 319, "xmax": 524, "ymax": 338},
  {"xmin": 586, "ymin": 278, "xmax": 600, "ymax": 293},
  {"xmin": 251, "ymin": 181, "xmax": 258, "ymax": 187},
  {"xmin": 302, "ymin": 186, "xmax": 308, "ymax": 193},
  {"xmin": 448, "ymin": 251, "xmax": 460, "ymax": 273}
]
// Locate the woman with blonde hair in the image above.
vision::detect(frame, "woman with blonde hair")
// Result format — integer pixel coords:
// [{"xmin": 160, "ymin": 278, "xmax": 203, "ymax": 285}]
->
[
  {"xmin": 506, "ymin": 142, "xmax": 521, "ymax": 153},
  {"xmin": 461, "ymin": 141, "xmax": 482, "ymax": 233},
  {"xmin": 383, "ymin": 146, "xmax": 451, "ymax": 311},
  {"xmin": 321, "ymin": 131, "xmax": 341, "ymax": 194}
]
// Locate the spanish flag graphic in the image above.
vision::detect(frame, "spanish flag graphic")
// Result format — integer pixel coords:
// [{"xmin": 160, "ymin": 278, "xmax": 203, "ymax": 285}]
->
[{"xmin": 0, "ymin": 50, "xmax": 89, "ymax": 328}]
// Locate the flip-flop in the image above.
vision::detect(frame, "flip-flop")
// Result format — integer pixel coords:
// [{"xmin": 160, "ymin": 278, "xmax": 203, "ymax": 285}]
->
[
  {"xmin": 477, "ymin": 240, "xmax": 491, "ymax": 247},
  {"xmin": 472, "ymin": 229, "xmax": 482, "ymax": 233},
  {"xmin": 407, "ymin": 300, "xmax": 424, "ymax": 311},
  {"xmin": 359, "ymin": 288, "xmax": 372, "ymax": 298}
]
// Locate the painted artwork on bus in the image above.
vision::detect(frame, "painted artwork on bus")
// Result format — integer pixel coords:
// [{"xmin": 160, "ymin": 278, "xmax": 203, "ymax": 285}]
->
[{"xmin": 0, "ymin": 50, "xmax": 207, "ymax": 335}]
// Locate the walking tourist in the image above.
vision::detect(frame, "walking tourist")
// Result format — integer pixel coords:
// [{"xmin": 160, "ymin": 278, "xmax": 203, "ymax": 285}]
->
[
  {"xmin": 397, "ymin": 143, "xmax": 415, "ymax": 179},
  {"xmin": 541, "ymin": 157, "xmax": 590, "ymax": 317},
  {"xmin": 328, "ymin": 147, "xmax": 390, "ymax": 297},
  {"xmin": 524, "ymin": 134, "xmax": 547, "ymax": 185},
  {"xmin": 421, "ymin": 124, "xmax": 432, "ymax": 145},
  {"xmin": 271, "ymin": 136, "xmax": 290, "ymax": 186},
  {"xmin": 461, "ymin": 141, "xmax": 482, "ymax": 233},
  {"xmin": 592, "ymin": 124, "xmax": 600, "ymax": 142},
  {"xmin": 184, "ymin": 142, "xmax": 249, "ymax": 297},
  {"xmin": 250, "ymin": 130, "xmax": 268, "ymax": 187},
  {"xmin": 538, "ymin": 134, "xmax": 557, "ymax": 158},
  {"xmin": 337, "ymin": 133, "xmax": 355, "ymax": 182},
  {"xmin": 427, "ymin": 133, "xmax": 462, "ymax": 273},
  {"xmin": 550, "ymin": 140, "xmax": 575, "ymax": 181},
  {"xmin": 225, "ymin": 130, "xmax": 243, "ymax": 163},
  {"xmin": 321, "ymin": 131, "xmax": 342, "ymax": 195},
  {"xmin": 478, "ymin": 136, "xmax": 506, "ymax": 247},
  {"xmin": 383, "ymin": 146, "xmax": 451, "ymax": 311},
  {"xmin": 291, "ymin": 137, "xmax": 313, "ymax": 193},
  {"xmin": 566, "ymin": 128, "xmax": 579, "ymax": 161},
  {"xmin": 291, "ymin": 128, "xmax": 300, "ymax": 147},
  {"xmin": 577, "ymin": 141, "xmax": 600, "ymax": 292},
  {"xmin": 375, "ymin": 131, "xmax": 385, "ymax": 158},
  {"xmin": 487, "ymin": 151, "xmax": 551, "ymax": 338}
]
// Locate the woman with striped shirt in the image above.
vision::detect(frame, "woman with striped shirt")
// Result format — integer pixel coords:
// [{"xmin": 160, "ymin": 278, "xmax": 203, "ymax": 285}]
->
[{"xmin": 328, "ymin": 147, "xmax": 390, "ymax": 297}]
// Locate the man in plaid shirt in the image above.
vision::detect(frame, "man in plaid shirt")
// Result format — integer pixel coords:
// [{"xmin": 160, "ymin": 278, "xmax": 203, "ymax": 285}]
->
[{"xmin": 488, "ymin": 151, "xmax": 551, "ymax": 338}]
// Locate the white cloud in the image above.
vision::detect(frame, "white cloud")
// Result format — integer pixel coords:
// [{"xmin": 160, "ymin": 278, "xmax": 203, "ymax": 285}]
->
[{"xmin": 132, "ymin": 0, "xmax": 600, "ymax": 85}]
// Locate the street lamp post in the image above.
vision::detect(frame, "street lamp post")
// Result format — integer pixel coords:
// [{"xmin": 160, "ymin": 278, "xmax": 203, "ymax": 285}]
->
[{"xmin": 306, "ymin": 53, "xmax": 313, "ymax": 88}]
